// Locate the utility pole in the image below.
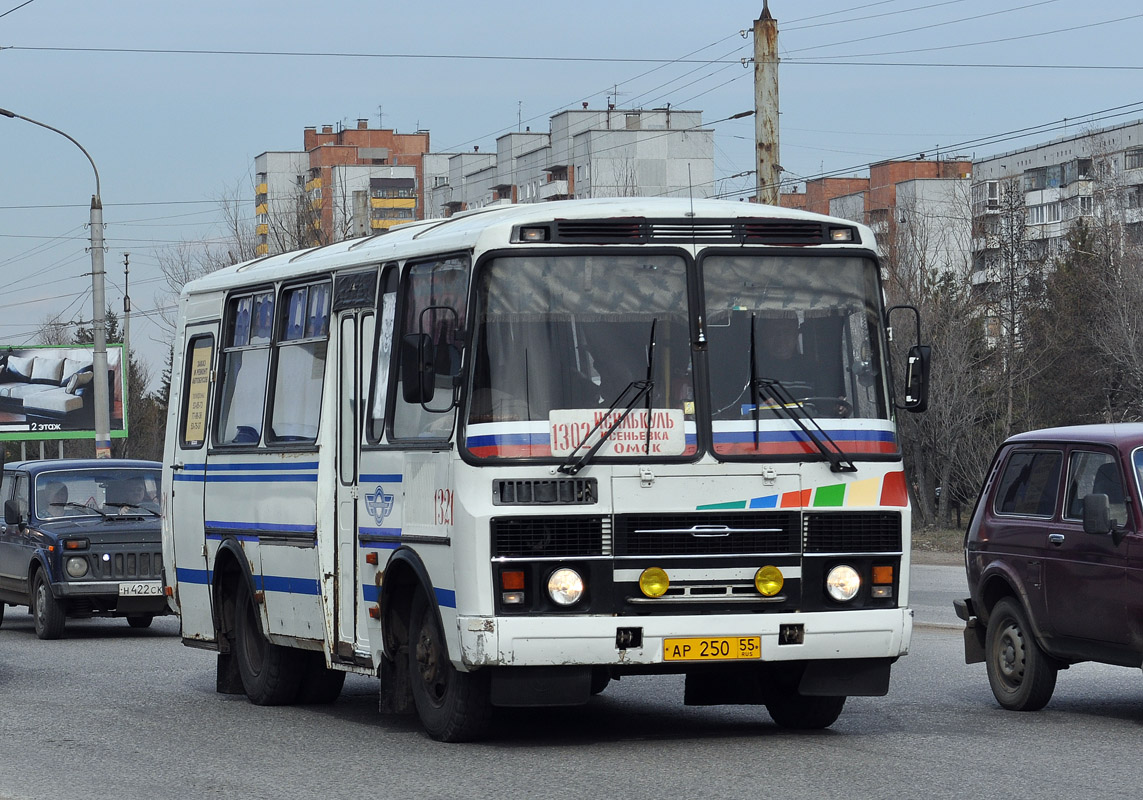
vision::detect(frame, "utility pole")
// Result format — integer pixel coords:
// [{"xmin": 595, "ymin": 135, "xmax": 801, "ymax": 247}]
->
[
  {"xmin": 754, "ymin": 1, "xmax": 780, "ymax": 205},
  {"xmin": 123, "ymin": 252, "xmax": 131, "ymax": 446}
]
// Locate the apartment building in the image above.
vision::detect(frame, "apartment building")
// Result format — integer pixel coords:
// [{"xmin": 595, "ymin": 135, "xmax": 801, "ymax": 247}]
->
[
  {"xmin": 253, "ymin": 120, "xmax": 430, "ymax": 256},
  {"xmin": 427, "ymin": 107, "xmax": 715, "ymax": 216},
  {"xmin": 970, "ymin": 119, "xmax": 1143, "ymax": 284}
]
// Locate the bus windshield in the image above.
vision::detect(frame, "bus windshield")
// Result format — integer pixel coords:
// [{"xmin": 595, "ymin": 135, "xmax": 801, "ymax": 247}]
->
[
  {"xmin": 463, "ymin": 251, "xmax": 894, "ymax": 463},
  {"xmin": 466, "ymin": 253, "xmax": 695, "ymax": 460},
  {"xmin": 702, "ymin": 253, "xmax": 891, "ymax": 458}
]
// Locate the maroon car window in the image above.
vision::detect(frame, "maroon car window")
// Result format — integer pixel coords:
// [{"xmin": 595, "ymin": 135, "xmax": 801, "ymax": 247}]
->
[
  {"xmin": 1064, "ymin": 451, "xmax": 1126, "ymax": 526},
  {"xmin": 993, "ymin": 450, "xmax": 1062, "ymax": 517}
]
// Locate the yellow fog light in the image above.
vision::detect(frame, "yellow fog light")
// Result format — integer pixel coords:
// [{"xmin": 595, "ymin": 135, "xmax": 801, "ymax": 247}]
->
[
  {"xmin": 755, "ymin": 565, "xmax": 784, "ymax": 596},
  {"xmin": 638, "ymin": 567, "xmax": 670, "ymax": 598}
]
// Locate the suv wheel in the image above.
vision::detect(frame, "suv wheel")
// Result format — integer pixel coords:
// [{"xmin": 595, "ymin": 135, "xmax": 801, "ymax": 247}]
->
[
  {"xmin": 985, "ymin": 597, "xmax": 1057, "ymax": 711},
  {"xmin": 32, "ymin": 570, "xmax": 66, "ymax": 640}
]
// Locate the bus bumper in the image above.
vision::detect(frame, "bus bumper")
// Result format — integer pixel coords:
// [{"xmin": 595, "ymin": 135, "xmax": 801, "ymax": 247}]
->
[{"xmin": 456, "ymin": 606, "xmax": 913, "ymax": 669}]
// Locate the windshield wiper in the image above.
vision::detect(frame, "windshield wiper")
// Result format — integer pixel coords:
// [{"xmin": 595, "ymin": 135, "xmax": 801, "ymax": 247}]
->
[
  {"xmin": 558, "ymin": 319, "xmax": 657, "ymax": 476},
  {"xmin": 748, "ymin": 313, "xmax": 855, "ymax": 473},
  {"xmin": 57, "ymin": 501, "xmax": 106, "ymax": 517},
  {"xmin": 753, "ymin": 377, "xmax": 857, "ymax": 473},
  {"xmin": 111, "ymin": 503, "xmax": 160, "ymax": 517}
]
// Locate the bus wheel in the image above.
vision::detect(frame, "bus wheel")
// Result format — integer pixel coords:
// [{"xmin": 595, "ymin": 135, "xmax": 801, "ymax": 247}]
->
[
  {"xmin": 32, "ymin": 570, "xmax": 66, "ymax": 640},
  {"xmin": 408, "ymin": 591, "xmax": 491, "ymax": 742},
  {"xmin": 765, "ymin": 694, "xmax": 846, "ymax": 730},
  {"xmin": 234, "ymin": 581, "xmax": 304, "ymax": 705},
  {"xmin": 126, "ymin": 615, "xmax": 154, "ymax": 629}
]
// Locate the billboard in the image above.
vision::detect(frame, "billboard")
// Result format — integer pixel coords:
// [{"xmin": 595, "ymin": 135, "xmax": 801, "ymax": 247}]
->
[{"xmin": 0, "ymin": 344, "xmax": 128, "ymax": 441}]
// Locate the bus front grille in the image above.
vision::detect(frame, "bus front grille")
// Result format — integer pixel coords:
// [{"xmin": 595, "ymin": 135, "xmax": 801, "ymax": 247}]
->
[
  {"xmin": 492, "ymin": 516, "xmax": 608, "ymax": 557},
  {"xmin": 613, "ymin": 512, "xmax": 800, "ymax": 556},
  {"xmin": 803, "ymin": 512, "xmax": 902, "ymax": 553}
]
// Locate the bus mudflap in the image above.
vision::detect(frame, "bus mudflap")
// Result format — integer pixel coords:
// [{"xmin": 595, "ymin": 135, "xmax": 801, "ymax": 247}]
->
[{"xmin": 490, "ymin": 666, "xmax": 592, "ymax": 707}]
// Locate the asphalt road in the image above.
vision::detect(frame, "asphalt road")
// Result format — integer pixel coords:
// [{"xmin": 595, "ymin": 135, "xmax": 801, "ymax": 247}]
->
[{"xmin": 2, "ymin": 565, "xmax": 1141, "ymax": 800}]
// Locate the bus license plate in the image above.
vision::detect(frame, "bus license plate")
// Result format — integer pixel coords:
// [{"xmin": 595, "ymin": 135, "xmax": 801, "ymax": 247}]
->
[
  {"xmin": 663, "ymin": 636, "xmax": 761, "ymax": 662},
  {"xmin": 119, "ymin": 581, "xmax": 162, "ymax": 597}
]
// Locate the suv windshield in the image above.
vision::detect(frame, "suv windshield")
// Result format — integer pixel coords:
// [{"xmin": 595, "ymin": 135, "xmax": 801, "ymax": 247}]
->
[
  {"xmin": 35, "ymin": 468, "xmax": 161, "ymax": 519},
  {"xmin": 702, "ymin": 253, "xmax": 891, "ymax": 459},
  {"xmin": 466, "ymin": 253, "xmax": 694, "ymax": 460}
]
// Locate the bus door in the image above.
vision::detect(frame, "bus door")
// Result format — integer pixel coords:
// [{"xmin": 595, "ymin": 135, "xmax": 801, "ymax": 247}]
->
[
  {"xmin": 170, "ymin": 323, "xmax": 218, "ymax": 642},
  {"xmin": 334, "ymin": 287, "xmax": 376, "ymax": 656}
]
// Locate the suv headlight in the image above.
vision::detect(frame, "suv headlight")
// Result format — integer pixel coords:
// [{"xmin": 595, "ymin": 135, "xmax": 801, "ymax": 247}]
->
[{"xmin": 65, "ymin": 556, "xmax": 89, "ymax": 578}]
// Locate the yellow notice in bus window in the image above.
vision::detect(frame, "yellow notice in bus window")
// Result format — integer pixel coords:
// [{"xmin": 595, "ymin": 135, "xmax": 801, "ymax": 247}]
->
[{"xmin": 183, "ymin": 340, "xmax": 213, "ymax": 445}]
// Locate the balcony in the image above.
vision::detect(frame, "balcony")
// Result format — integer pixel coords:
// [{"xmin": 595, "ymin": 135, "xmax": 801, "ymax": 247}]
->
[{"xmin": 538, "ymin": 180, "xmax": 570, "ymax": 201}]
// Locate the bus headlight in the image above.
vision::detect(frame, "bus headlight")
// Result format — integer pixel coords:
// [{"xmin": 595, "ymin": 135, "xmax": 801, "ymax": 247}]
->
[
  {"xmin": 547, "ymin": 568, "xmax": 585, "ymax": 606},
  {"xmin": 826, "ymin": 564, "xmax": 861, "ymax": 602},
  {"xmin": 755, "ymin": 565, "xmax": 784, "ymax": 597},
  {"xmin": 65, "ymin": 557, "xmax": 89, "ymax": 579}
]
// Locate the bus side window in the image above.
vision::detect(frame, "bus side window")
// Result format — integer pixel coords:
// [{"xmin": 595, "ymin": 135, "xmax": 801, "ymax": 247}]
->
[
  {"xmin": 368, "ymin": 268, "xmax": 398, "ymax": 442},
  {"xmin": 216, "ymin": 290, "xmax": 273, "ymax": 446},
  {"xmin": 179, "ymin": 335, "xmax": 214, "ymax": 449},
  {"xmin": 391, "ymin": 256, "xmax": 469, "ymax": 440}
]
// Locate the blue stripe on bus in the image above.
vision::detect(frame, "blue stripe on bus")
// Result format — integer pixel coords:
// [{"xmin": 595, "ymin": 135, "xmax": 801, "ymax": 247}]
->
[
  {"xmin": 359, "ymin": 527, "xmax": 402, "ymax": 538},
  {"xmin": 206, "ymin": 521, "xmax": 317, "ymax": 534},
  {"xmin": 465, "ymin": 432, "xmax": 551, "ymax": 447},
  {"xmin": 435, "ymin": 588, "xmax": 456, "ymax": 609},
  {"xmin": 360, "ymin": 473, "xmax": 402, "ymax": 483},
  {"xmin": 258, "ymin": 575, "xmax": 321, "ymax": 595},
  {"xmin": 712, "ymin": 428, "xmax": 896, "ymax": 443},
  {"xmin": 174, "ymin": 473, "xmax": 317, "ymax": 483},
  {"xmin": 181, "ymin": 462, "xmax": 319, "ymax": 471},
  {"xmin": 177, "ymin": 567, "xmax": 211, "ymax": 584}
]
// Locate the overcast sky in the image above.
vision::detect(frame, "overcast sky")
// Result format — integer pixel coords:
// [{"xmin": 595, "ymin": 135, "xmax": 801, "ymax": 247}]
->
[{"xmin": 1, "ymin": 0, "xmax": 1140, "ymax": 389}]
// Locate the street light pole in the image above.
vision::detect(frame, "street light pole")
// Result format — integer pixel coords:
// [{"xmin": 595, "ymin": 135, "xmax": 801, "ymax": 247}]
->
[{"xmin": 0, "ymin": 107, "xmax": 113, "ymax": 458}]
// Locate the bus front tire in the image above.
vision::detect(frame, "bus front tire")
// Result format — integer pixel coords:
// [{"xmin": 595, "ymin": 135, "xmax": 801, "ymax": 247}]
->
[
  {"xmin": 408, "ymin": 591, "xmax": 492, "ymax": 742},
  {"xmin": 235, "ymin": 581, "xmax": 304, "ymax": 705},
  {"xmin": 765, "ymin": 694, "xmax": 846, "ymax": 730}
]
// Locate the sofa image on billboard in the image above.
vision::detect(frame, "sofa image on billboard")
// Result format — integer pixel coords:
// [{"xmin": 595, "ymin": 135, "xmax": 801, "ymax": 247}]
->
[{"xmin": 0, "ymin": 348, "xmax": 120, "ymax": 431}]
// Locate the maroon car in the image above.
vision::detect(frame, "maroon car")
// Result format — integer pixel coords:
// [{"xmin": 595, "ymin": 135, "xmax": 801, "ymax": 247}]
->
[{"xmin": 956, "ymin": 424, "xmax": 1143, "ymax": 711}]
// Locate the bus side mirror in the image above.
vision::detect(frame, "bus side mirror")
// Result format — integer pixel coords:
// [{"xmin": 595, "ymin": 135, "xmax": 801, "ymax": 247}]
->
[
  {"xmin": 902, "ymin": 344, "xmax": 931, "ymax": 412},
  {"xmin": 400, "ymin": 333, "xmax": 436, "ymax": 404},
  {"xmin": 886, "ymin": 304, "xmax": 931, "ymax": 413}
]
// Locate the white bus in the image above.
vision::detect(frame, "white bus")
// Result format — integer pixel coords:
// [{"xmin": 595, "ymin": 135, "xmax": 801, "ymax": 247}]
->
[{"xmin": 161, "ymin": 197, "xmax": 930, "ymax": 741}]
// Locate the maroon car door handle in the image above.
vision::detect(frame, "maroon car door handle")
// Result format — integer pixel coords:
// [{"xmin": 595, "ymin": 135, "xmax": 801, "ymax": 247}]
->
[{"xmin": 1048, "ymin": 533, "xmax": 1065, "ymax": 546}]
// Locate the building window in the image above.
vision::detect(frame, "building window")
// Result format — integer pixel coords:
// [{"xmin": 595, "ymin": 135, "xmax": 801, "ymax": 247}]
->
[
  {"xmin": 1126, "ymin": 149, "xmax": 1143, "ymax": 170},
  {"xmin": 1079, "ymin": 196, "xmax": 1094, "ymax": 216}
]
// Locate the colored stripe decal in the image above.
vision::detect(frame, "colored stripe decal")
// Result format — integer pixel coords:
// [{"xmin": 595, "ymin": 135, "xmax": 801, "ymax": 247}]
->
[{"xmin": 206, "ymin": 521, "xmax": 316, "ymax": 534}]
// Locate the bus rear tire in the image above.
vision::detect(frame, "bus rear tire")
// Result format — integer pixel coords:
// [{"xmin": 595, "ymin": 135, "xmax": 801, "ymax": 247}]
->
[
  {"xmin": 765, "ymin": 694, "xmax": 846, "ymax": 730},
  {"xmin": 408, "ymin": 590, "xmax": 492, "ymax": 742},
  {"xmin": 126, "ymin": 614, "xmax": 153, "ymax": 629},
  {"xmin": 235, "ymin": 581, "xmax": 305, "ymax": 705}
]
